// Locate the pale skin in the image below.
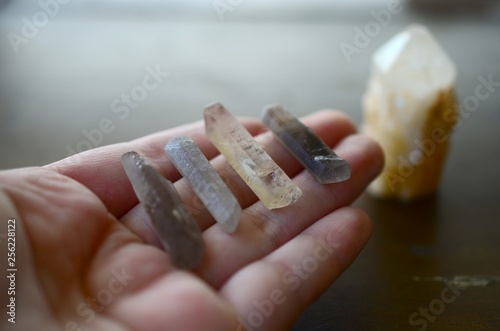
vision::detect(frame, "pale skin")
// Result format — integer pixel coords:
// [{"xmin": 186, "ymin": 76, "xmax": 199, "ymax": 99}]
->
[{"xmin": 0, "ymin": 110, "xmax": 383, "ymax": 331}]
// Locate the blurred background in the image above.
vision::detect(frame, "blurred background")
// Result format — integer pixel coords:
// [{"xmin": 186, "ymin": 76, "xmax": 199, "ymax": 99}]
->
[
  {"xmin": 1, "ymin": 1, "xmax": 500, "ymax": 330},
  {"xmin": 1, "ymin": 0, "xmax": 499, "ymax": 169}
]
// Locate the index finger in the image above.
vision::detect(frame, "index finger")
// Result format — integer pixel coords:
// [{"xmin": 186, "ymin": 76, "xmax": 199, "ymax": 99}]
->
[{"xmin": 45, "ymin": 118, "xmax": 265, "ymax": 218}]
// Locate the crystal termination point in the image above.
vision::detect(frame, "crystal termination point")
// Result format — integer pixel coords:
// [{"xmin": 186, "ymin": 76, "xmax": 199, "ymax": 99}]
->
[
  {"xmin": 362, "ymin": 24, "xmax": 458, "ymax": 201},
  {"xmin": 263, "ymin": 105, "xmax": 351, "ymax": 184},
  {"xmin": 121, "ymin": 151, "xmax": 205, "ymax": 269},
  {"xmin": 165, "ymin": 136, "xmax": 242, "ymax": 233},
  {"xmin": 204, "ymin": 103, "xmax": 302, "ymax": 209}
]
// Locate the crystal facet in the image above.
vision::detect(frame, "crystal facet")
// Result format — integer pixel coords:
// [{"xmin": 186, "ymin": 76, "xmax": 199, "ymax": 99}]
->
[
  {"xmin": 362, "ymin": 25, "xmax": 458, "ymax": 201},
  {"xmin": 121, "ymin": 151, "xmax": 205, "ymax": 269},
  {"xmin": 204, "ymin": 103, "xmax": 302, "ymax": 209},
  {"xmin": 262, "ymin": 105, "xmax": 351, "ymax": 184},
  {"xmin": 165, "ymin": 136, "xmax": 242, "ymax": 233}
]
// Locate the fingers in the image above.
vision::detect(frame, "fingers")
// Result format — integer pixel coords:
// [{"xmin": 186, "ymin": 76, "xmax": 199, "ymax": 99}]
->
[
  {"xmin": 198, "ymin": 134, "xmax": 383, "ymax": 287},
  {"xmin": 221, "ymin": 207, "xmax": 372, "ymax": 331},
  {"xmin": 120, "ymin": 110, "xmax": 357, "ymax": 239},
  {"xmin": 46, "ymin": 119, "xmax": 265, "ymax": 218}
]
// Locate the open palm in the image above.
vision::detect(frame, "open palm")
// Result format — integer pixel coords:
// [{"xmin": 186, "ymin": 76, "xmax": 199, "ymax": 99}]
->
[{"xmin": 0, "ymin": 110, "xmax": 382, "ymax": 331}]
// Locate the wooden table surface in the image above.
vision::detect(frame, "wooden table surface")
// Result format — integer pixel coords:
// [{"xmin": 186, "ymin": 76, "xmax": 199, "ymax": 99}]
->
[
  {"xmin": 294, "ymin": 114, "xmax": 500, "ymax": 330},
  {"xmin": 1, "ymin": 1, "xmax": 499, "ymax": 330}
]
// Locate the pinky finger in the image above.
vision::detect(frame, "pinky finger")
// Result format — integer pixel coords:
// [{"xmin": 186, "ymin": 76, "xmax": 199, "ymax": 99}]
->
[{"xmin": 220, "ymin": 207, "xmax": 372, "ymax": 331}]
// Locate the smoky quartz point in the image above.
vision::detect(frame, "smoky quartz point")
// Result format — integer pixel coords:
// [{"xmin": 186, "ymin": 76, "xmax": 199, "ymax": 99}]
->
[
  {"xmin": 263, "ymin": 105, "xmax": 351, "ymax": 184},
  {"xmin": 165, "ymin": 136, "xmax": 242, "ymax": 233},
  {"xmin": 204, "ymin": 103, "xmax": 302, "ymax": 209},
  {"xmin": 121, "ymin": 151, "xmax": 205, "ymax": 270}
]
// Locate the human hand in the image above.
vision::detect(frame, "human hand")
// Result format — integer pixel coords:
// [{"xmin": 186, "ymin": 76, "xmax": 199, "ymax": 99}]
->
[{"xmin": 0, "ymin": 110, "xmax": 383, "ymax": 331}]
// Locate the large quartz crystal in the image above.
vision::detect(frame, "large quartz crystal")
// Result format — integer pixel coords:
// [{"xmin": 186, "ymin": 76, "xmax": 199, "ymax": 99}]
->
[
  {"xmin": 165, "ymin": 136, "xmax": 242, "ymax": 233},
  {"xmin": 205, "ymin": 103, "xmax": 302, "ymax": 209},
  {"xmin": 121, "ymin": 151, "xmax": 205, "ymax": 269},
  {"xmin": 362, "ymin": 25, "xmax": 458, "ymax": 201},
  {"xmin": 263, "ymin": 105, "xmax": 351, "ymax": 184}
]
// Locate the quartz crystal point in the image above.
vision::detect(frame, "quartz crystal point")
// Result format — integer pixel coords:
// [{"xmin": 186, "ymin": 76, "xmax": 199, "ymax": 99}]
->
[
  {"xmin": 121, "ymin": 151, "xmax": 204, "ymax": 269},
  {"xmin": 263, "ymin": 105, "xmax": 351, "ymax": 184},
  {"xmin": 362, "ymin": 25, "xmax": 458, "ymax": 201},
  {"xmin": 165, "ymin": 136, "xmax": 242, "ymax": 233},
  {"xmin": 204, "ymin": 103, "xmax": 302, "ymax": 209}
]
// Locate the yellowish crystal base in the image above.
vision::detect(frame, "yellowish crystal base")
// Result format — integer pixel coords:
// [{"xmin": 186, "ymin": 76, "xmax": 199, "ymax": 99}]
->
[{"xmin": 364, "ymin": 89, "xmax": 458, "ymax": 201}]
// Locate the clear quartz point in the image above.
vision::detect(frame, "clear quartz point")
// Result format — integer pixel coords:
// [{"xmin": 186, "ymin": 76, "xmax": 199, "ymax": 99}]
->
[
  {"xmin": 204, "ymin": 102, "xmax": 302, "ymax": 209},
  {"xmin": 121, "ymin": 151, "xmax": 205, "ymax": 269},
  {"xmin": 165, "ymin": 136, "xmax": 242, "ymax": 233},
  {"xmin": 263, "ymin": 105, "xmax": 351, "ymax": 184}
]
